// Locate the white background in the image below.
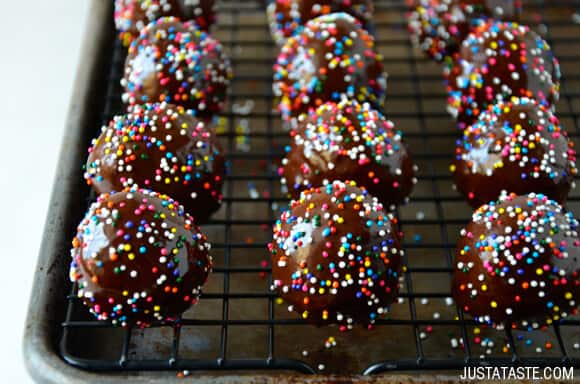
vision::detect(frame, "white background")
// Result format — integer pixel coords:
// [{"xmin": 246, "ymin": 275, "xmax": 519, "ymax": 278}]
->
[{"xmin": 0, "ymin": 0, "xmax": 90, "ymax": 381}]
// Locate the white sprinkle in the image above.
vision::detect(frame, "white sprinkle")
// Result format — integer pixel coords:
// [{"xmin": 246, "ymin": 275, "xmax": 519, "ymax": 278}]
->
[{"xmin": 451, "ymin": 338, "xmax": 459, "ymax": 348}]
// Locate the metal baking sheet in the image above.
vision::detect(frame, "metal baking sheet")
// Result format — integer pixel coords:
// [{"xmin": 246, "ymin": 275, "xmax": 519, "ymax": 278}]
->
[{"xmin": 24, "ymin": 1, "xmax": 580, "ymax": 382}]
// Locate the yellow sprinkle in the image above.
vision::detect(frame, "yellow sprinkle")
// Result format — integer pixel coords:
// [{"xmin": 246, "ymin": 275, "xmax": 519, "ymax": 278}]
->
[
  {"xmin": 490, "ymin": 301, "xmax": 498, "ymax": 308},
  {"xmin": 128, "ymin": 253, "xmax": 135, "ymax": 260}
]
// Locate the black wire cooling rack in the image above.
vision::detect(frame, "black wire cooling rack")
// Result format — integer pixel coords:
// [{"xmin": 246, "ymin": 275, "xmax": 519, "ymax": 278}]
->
[{"xmin": 60, "ymin": 0, "xmax": 580, "ymax": 375}]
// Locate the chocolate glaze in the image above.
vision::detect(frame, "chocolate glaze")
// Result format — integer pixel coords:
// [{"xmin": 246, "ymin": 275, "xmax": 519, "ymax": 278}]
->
[
  {"xmin": 121, "ymin": 17, "xmax": 232, "ymax": 116},
  {"xmin": 273, "ymin": 12, "xmax": 386, "ymax": 124},
  {"xmin": 280, "ymin": 100, "xmax": 416, "ymax": 210},
  {"xmin": 114, "ymin": 0, "xmax": 217, "ymax": 46},
  {"xmin": 267, "ymin": 0, "xmax": 374, "ymax": 45},
  {"xmin": 452, "ymin": 193, "xmax": 580, "ymax": 328},
  {"xmin": 85, "ymin": 103, "xmax": 225, "ymax": 223},
  {"xmin": 452, "ymin": 97, "xmax": 577, "ymax": 208},
  {"xmin": 445, "ymin": 21, "xmax": 561, "ymax": 130},
  {"xmin": 69, "ymin": 188, "xmax": 212, "ymax": 327},
  {"xmin": 408, "ymin": 0, "xmax": 521, "ymax": 62},
  {"xmin": 270, "ymin": 180, "xmax": 402, "ymax": 327}
]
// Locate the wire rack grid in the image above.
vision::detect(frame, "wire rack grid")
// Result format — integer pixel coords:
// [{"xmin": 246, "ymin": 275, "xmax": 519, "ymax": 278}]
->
[{"xmin": 59, "ymin": 0, "xmax": 580, "ymax": 376}]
